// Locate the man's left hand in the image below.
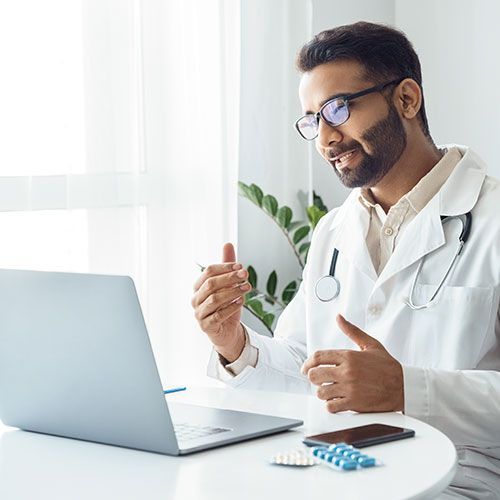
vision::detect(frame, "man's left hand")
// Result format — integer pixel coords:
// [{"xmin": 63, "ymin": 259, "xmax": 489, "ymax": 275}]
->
[{"xmin": 301, "ymin": 314, "xmax": 404, "ymax": 413}]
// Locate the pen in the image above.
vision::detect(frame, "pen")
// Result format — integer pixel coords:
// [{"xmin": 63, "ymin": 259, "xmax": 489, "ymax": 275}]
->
[{"xmin": 163, "ymin": 386, "xmax": 187, "ymax": 394}]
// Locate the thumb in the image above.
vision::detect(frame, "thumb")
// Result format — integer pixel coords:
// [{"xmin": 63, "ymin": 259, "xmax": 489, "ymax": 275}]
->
[
  {"xmin": 336, "ymin": 314, "xmax": 382, "ymax": 351},
  {"xmin": 222, "ymin": 242, "xmax": 236, "ymax": 263}
]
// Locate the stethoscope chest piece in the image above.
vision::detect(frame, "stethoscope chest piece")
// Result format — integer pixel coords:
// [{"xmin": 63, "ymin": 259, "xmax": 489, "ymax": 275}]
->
[{"xmin": 315, "ymin": 275, "xmax": 340, "ymax": 302}]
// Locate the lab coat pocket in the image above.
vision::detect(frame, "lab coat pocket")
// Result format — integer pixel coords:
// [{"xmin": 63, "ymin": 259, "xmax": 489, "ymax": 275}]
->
[{"xmin": 408, "ymin": 284, "xmax": 494, "ymax": 369}]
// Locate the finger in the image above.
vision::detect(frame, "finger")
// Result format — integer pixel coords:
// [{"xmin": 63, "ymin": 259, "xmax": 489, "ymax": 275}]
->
[
  {"xmin": 307, "ymin": 365, "xmax": 341, "ymax": 386},
  {"xmin": 197, "ymin": 284, "xmax": 250, "ymax": 320},
  {"xmin": 325, "ymin": 397, "xmax": 351, "ymax": 414},
  {"xmin": 194, "ymin": 269, "xmax": 250, "ymax": 307},
  {"xmin": 301, "ymin": 350, "xmax": 348, "ymax": 375},
  {"xmin": 222, "ymin": 242, "xmax": 236, "ymax": 263},
  {"xmin": 316, "ymin": 382, "xmax": 346, "ymax": 401},
  {"xmin": 193, "ymin": 262, "xmax": 242, "ymax": 292},
  {"xmin": 199, "ymin": 297, "xmax": 243, "ymax": 330},
  {"xmin": 336, "ymin": 314, "xmax": 382, "ymax": 351}
]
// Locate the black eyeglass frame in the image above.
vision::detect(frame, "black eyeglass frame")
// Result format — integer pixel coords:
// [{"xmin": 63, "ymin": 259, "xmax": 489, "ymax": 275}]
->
[{"xmin": 294, "ymin": 77, "xmax": 408, "ymax": 140}]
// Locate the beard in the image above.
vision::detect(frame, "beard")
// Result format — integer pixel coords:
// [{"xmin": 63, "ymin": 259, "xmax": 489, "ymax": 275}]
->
[{"xmin": 333, "ymin": 102, "xmax": 407, "ymax": 189}]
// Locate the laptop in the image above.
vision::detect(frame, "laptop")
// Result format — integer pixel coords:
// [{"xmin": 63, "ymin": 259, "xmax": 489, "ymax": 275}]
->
[{"xmin": 0, "ymin": 269, "xmax": 302, "ymax": 455}]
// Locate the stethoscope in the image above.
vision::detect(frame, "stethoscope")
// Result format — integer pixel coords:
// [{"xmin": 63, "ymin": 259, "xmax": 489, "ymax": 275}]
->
[{"xmin": 315, "ymin": 212, "xmax": 472, "ymax": 310}]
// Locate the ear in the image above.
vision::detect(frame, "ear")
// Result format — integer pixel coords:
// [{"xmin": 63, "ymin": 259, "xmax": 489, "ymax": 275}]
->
[{"xmin": 396, "ymin": 78, "xmax": 422, "ymax": 120}]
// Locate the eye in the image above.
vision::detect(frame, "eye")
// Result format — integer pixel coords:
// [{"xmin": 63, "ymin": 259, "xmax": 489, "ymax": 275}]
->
[{"xmin": 322, "ymin": 99, "xmax": 349, "ymax": 126}]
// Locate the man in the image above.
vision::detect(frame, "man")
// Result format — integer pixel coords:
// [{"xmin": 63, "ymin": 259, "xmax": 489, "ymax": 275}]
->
[{"xmin": 191, "ymin": 22, "xmax": 499, "ymax": 498}]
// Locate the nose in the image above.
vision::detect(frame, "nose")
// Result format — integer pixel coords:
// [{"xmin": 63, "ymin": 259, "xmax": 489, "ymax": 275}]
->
[{"xmin": 316, "ymin": 119, "xmax": 343, "ymax": 148}]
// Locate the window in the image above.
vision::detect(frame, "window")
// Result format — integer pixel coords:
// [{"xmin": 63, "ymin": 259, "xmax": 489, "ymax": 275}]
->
[{"xmin": 0, "ymin": 0, "xmax": 240, "ymax": 385}]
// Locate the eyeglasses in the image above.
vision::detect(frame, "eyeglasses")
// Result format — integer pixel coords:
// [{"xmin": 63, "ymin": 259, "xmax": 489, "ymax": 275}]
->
[{"xmin": 294, "ymin": 77, "xmax": 406, "ymax": 140}]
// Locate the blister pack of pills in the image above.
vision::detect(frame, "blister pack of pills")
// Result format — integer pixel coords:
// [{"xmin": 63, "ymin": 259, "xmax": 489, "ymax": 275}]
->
[
  {"xmin": 270, "ymin": 449, "xmax": 319, "ymax": 467},
  {"xmin": 270, "ymin": 443, "xmax": 381, "ymax": 471},
  {"xmin": 310, "ymin": 442, "xmax": 380, "ymax": 471}
]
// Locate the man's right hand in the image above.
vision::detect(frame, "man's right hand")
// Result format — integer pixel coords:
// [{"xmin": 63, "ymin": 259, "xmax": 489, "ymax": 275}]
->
[{"xmin": 191, "ymin": 243, "xmax": 251, "ymax": 363}]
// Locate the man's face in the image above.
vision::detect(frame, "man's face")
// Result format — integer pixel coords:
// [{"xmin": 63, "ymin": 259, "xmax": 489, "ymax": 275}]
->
[{"xmin": 298, "ymin": 60, "xmax": 407, "ymax": 189}]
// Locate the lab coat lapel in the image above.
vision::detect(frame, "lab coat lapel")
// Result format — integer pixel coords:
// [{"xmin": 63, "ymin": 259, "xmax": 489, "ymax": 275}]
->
[
  {"xmin": 376, "ymin": 194, "xmax": 444, "ymax": 287},
  {"xmin": 376, "ymin": 145, "xmax": 487, "ymax": 288},
  {"xmin": 328, "ymin": 192, "xmax": 378, "ymax": 283}
]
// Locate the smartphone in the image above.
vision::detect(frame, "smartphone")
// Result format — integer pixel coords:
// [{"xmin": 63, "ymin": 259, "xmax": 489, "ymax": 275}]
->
[{"xmin": 303, "ymin": 423, "xmax": 415, "ymax": 448}]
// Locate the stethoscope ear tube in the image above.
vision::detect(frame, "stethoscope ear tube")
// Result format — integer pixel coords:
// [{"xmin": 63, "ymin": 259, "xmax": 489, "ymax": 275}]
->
[
  {"xmin": 406, "ymin": 212, "xmax": 472, "ymax": 309},
  {"xmin": 441, "ymin": 212, "xmax": 472, "ymax": 245},
  {"xmin": 329, "ymin": 248, "xmax": 339, "ymax": 276}
]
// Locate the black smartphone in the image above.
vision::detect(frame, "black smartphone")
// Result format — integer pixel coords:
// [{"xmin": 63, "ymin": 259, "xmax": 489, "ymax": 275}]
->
[{"xmin": 303, "ymin": 423, "xmax": 415, "ymax": 448}]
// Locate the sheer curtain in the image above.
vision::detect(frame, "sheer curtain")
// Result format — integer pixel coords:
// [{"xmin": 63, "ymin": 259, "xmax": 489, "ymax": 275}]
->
[{"xmin": 0, "ymin": 0, "xmax": 240, "ymax": 386}]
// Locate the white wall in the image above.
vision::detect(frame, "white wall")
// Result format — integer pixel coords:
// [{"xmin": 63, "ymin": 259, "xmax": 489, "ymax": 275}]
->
[{"xmin": 395, "ymin": 0, "xmax": 500, "ymax": 178}]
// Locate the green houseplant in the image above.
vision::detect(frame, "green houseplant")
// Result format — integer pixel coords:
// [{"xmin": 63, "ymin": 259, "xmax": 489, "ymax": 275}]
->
[{"xmin": 237, "ymin": 181, "xmax": 329, "ymax": 335}]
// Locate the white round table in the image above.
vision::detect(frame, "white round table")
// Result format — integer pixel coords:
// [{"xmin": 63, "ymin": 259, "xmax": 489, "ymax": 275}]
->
[{"xmin": 0, "ymin": 386, "xmax": 456, "ymax": 500}]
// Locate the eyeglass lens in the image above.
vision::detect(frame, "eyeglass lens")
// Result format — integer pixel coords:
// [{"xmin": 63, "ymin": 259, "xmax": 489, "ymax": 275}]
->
[
  {"xmin": 296, "ymin": 115, "xmax": 318, "ymax": 140},
  {"xmin": 322, "ymin": 99, "xmax": 349, "ymax": 127},
  {"xmin": 297, "ymin": 99, "xmax": 349, "ymax": 140}
]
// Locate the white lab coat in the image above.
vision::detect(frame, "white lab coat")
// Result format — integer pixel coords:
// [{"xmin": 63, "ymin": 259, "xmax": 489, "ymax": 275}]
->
[{"xmin": 208, "ymin": 145, "xmax": 500, "ymax": 497}]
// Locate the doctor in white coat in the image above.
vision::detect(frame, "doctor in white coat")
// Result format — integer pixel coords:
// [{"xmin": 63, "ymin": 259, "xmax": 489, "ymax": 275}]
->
[{"xmin": 191, "ymin": 22, "xmax": 499, "ymax": 498}]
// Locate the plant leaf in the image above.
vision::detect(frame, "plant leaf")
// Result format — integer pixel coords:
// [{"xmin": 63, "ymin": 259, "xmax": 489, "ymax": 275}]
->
[
  {"xmin": 249, "ymin": 183, "xmax": 263, "ymax": 206},
  {"xmin": 276, "ymin": 206, "xmax": 293, "ymax": 230},
  {"xmin": 313, "ymin": 191, "xmax": 328, "ymax": 212},
  {"xmin": 266, "ymin": 270, "xmax": 277, "ymax": 296},
  {"xmin": 306, "ymin": 205, "xmax": 327, "ymax": 229},
  {"xmin": 245, "ymin": 290, "xmax": 258, "ymax": 302},
  {"xmin": 238, "ymin": 181, "xmax": 252, "ymax": 200},
  {"xmin": 247, "ymin": 265, "xmax": 257, "ymax": 289},
  {"xmin": 262, "ymin": 194, "xmax": 278, "ymax": 217},
  {"xmin": 263, "ymin": 312, "xmax": 275, "ymax": 329},
  {"xmin": 287, "ymin": 221, "xmax": 302, "ymax": 231},
  {"xmin": 282, "ymin": 280, "xmax": 298, "ymax": 305},
  {"xmin": 298, "ymin": 242, "xmax": 310, "ymax": 254},
  {"xmin": 293, "ymin": 225, "xmax": 310, "ymax": 245},
  {"xmin": 246, "ymin": 298, "xmax": 264, "ymax": 317}
]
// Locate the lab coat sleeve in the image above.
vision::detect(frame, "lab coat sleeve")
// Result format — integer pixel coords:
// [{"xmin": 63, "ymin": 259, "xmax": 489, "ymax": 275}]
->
[{"xmin": 403, "ymin": 306, "xmax": 500, "ymax": 448}]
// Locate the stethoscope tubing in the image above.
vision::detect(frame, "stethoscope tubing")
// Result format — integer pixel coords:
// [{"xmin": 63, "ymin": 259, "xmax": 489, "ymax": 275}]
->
[{"xmin": 315, "ymin": 212, "xmax": 472, "ymax": 308}]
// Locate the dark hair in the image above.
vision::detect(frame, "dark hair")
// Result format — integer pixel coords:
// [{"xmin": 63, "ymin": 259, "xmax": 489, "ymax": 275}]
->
[{"xmin": 296, "ymin": 22, "xmax": 430, "ymax": 138}]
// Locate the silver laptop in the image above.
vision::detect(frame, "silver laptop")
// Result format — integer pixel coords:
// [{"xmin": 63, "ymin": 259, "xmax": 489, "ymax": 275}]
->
[{"xmin": 0, "ymin": 269, "xmax": 302, "ymax": 455}]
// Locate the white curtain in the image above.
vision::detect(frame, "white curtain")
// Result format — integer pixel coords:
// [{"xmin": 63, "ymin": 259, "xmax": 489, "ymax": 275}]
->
[{"xmin": 0, "ymin": 0, "xmax": 240, "ymax": 386}]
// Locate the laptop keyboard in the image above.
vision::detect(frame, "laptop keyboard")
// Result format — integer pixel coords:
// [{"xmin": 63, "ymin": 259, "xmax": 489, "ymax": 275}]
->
[
  {"xmin": 174, "ymin": 423, "xmax": 231, "ymax": 442},
  {"xmin": 174, "ymin": 423, "xmax": 231, "ymax": 441}
]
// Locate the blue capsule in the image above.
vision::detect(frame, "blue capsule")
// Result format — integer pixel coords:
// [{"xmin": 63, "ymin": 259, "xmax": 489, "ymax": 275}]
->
[
  {"xmin": 331, "ymin": 456, "xmax": 345, "ymax": 467},
  {"xmin": 328, "ymin": 443, "xmax": 349, "ymax": 453},
  {"xmin": 339, "ymin": 459, "xmax": 358, "ymax": 471},
  {"xmin": 341, "ymin": 447, "xmax": 356, "ymax": 457},
  {"xmin": 311, "ymin": 446, "xmax": 327, "ymax": 457},
  {"xmin": 357, "ymin": 455, "xmax": 376, "ymax": 467}
]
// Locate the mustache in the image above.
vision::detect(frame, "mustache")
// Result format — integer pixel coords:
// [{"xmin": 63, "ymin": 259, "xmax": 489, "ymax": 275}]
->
[{"xmin": 326, "ymin": 143, "xmax": 363, "ymax": 160}]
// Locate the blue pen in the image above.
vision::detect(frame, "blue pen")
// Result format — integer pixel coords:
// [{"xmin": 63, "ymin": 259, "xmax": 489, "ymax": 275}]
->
[{"xmin": 163, "ymin": 386, "xmax": 187, "ymax": 394}]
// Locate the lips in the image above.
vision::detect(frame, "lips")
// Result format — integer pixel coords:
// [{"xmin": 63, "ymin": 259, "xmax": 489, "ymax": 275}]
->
[{"xmin": 329, "ymin": 149, "xmax": 359, "ymax": 170}]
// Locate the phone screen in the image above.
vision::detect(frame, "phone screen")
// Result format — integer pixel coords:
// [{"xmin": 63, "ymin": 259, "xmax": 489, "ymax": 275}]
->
[{"xmin": 303, "ymin": 423, "xmax": 415, "ymax": 448}]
